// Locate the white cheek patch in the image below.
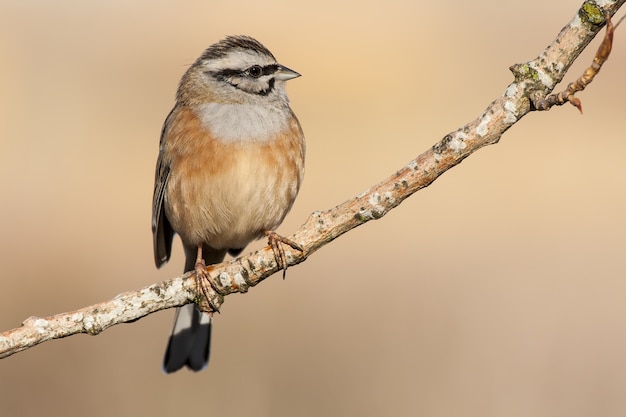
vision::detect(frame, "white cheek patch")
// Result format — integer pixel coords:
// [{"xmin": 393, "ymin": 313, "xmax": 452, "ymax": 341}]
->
[{"xmin": 195, "ymin": 102, "xmax": 289, "ymax": 143}]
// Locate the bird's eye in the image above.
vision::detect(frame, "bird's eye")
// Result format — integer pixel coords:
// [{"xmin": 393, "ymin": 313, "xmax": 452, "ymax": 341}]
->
[{"xmin": 247, "ymin": 65, "xmax": 263, "ymax": 78}]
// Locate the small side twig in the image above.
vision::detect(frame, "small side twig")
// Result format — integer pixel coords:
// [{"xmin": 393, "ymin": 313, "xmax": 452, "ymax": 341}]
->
[{"xmin": 535, "ymin": 12, "xmax": 616, "ymax": 112}]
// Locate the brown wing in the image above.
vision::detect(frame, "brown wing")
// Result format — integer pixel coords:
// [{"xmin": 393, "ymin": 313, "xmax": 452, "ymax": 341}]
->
[{"xmin": 152, "ymin": 108, "xmax": 176, "ymax": 268}]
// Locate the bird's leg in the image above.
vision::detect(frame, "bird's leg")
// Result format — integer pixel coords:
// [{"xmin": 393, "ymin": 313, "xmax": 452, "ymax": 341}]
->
[
  {"xmin": 195, "ymin": 244, "xmax": 221, "ymax": 313},
  {"xmin": 264, "ymin": 231, "xmax": 303, "ymax": 279},
  {"xmin": 194, "ymin": 244, "xmax": 207, "ymax": 274}
]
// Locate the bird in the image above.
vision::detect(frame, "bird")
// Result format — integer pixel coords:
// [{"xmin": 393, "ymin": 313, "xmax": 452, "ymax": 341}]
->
[{"xmin": 151, "ymin": 35, "xmax": 305, "ymax": 373}]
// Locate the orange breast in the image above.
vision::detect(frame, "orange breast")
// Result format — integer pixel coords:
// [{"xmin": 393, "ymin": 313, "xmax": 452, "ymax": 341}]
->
[{"xmin": 162, "ymin": 106, "xmax": 304, "ymax": 250}]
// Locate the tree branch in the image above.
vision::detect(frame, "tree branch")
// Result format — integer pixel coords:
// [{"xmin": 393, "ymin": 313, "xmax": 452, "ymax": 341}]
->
[{"xmin": 1, "ymin": 0, "xmax": 623, "ymax": 359}]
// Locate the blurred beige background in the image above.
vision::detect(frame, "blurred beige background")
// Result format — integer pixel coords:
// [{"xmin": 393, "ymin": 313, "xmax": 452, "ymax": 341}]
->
[{"xmin": 1, "ymin": 1, "xmax": 625, "ymax": 416}]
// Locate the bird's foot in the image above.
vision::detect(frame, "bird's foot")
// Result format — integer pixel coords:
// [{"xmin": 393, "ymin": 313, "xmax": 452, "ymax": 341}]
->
[
  {"xmin": 195, "ymin": 258, "xmax": 222, "ymax": 314},
  {"xmin": 264, "ymin": 231, "xmax": 303, "ymax": 279}
]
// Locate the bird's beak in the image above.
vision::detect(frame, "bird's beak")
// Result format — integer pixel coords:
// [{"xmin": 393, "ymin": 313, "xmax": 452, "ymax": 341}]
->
[{"xmin": 275, "ymin": 65, "xmax": 301, "ymax": 81}]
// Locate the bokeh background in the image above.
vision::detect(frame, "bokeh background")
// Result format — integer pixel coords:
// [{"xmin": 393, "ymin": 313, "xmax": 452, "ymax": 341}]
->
[{"xmin": 1, "ymin": 1, "xmax": 625, "ymax": 416}]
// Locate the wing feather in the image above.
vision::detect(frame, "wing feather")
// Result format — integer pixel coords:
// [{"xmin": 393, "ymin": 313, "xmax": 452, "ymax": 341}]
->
[{"xmin": 152, "ymin": 108, "xmax": 177, "ymax": 268}]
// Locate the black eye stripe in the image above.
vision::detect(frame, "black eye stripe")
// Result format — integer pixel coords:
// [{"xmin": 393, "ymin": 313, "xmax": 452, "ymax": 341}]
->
[
  {"xmin": 206, "ymin": 65, "xmax": 278, "ymax": 96},
  {"xmin": 213, "ymin": 64, "xmax": 279, "ymax": 80}
]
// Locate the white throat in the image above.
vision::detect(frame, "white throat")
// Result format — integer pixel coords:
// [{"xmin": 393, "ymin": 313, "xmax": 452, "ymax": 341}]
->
[{"xmin": 195, "ymin": 102, "xmax": 289, "ymax": 143}]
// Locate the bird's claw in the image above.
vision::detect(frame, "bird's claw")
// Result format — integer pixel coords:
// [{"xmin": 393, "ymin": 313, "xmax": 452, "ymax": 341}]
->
[{"xmin": 264, "ymin": 231, "xmax": 303, "ymax": 279}]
